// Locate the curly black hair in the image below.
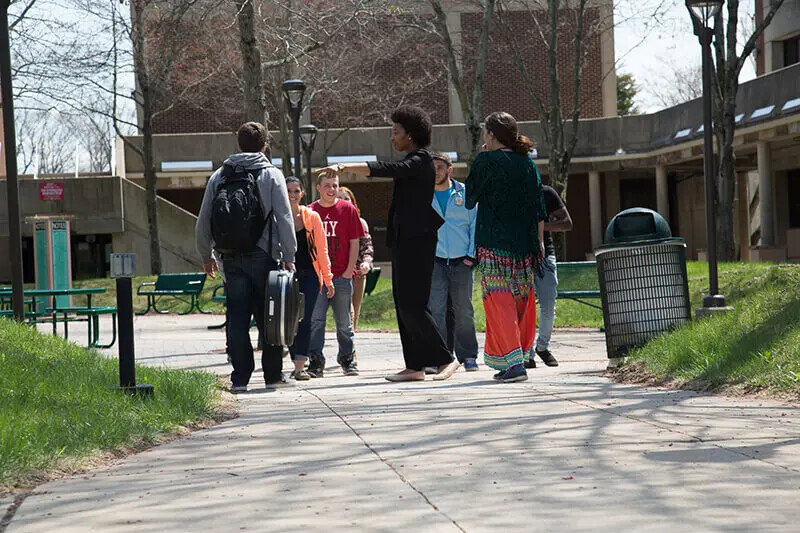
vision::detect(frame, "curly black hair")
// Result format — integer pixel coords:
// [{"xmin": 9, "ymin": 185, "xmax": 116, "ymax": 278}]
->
[{"xmin": 390, "ymin": 105, "xmax": 432, "ymax": 148}]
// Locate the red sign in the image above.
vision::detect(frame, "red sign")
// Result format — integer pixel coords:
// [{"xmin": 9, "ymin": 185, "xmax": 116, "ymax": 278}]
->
[{"xmin": 39, "ymin": 181, "xmax": 65, "ymax": 201}]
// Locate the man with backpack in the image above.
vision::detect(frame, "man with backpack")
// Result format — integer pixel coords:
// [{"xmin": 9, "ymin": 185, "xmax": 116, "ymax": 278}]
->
[{"xmin": 196, "ymin": 122, "xmax": 296, "ymax": 392}]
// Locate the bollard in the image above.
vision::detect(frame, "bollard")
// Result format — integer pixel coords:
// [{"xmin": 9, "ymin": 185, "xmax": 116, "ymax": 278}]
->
[{"xmin": 110, "ymin": 254, "xmax": 153, "ymax": 397}]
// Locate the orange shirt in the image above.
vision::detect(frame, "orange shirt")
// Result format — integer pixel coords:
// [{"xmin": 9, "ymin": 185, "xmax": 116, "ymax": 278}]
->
[{"xmin": 299, "ymin": 206, "xmax": 334, "ymax": 289}]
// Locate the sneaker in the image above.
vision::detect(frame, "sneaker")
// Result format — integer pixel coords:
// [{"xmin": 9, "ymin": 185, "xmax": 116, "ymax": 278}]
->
[
  {"xmin": 265, "ymin": 373, "xmax": 294, "ymax": 388},
  {"xmin": 501, "ymin": 364, "xmax": 528, "ymax": 383},
  {"xmin": 464, "ymin": 358, "xmax": 479, "ymax": 372},
  {"xmin": 307, "ymin": 366, "xmax": 324, "ymax": 378},
  {"xmin": 294, "ymin": 370, "xmax": 311, "ymax": 381},
  {"xmin": 536, "ymin": 349, "xmax": 559, "ymax": 367},
  {"xmin": 424, "ymin": 366, "xmax": 439, "ymax": 374},
  {"xmin": 343, "ymin": 362, "xmax": 360, "ymax": 376},
  {"xmin": 524, "ymin": 358, "xmax": 537, "ymax": 369},
  {"xmin": 229, "ymin": 384, "xmax": 247, "ymax": 393},
  {"xmin": 492, "ymin": 369, "xmax": 506, "ymax": 381}
]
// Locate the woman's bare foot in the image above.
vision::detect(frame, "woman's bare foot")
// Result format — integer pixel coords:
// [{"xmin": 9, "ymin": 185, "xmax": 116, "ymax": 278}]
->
[
  {"xmin": 385, "ymin": 369, "xmax": 425, "ymax": 382},
  {"xmin": 432, "ymin": 360, "xmax": 460, "ymax": 381}
]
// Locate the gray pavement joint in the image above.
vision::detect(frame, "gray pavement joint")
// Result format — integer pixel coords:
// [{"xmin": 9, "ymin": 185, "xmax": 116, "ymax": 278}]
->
[{"xmin": 303, "ymin": 388, "xmax": 467, "ymax": 533}]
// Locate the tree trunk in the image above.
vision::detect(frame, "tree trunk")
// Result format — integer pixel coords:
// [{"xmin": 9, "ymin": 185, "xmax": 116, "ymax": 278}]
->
[
  {"xmin": 141, "ymin": 104, "xmax": 162, "ymax": 274},
  {"xmin": 236, "ymin": 0, "xmax": 267, "ymax": 124},
  {"xmin": 714, "ymin": 73, "xmax": 739, "ymax": 261},
  {"xmin": 132, "ymin": 1, "xmax": 162, "ymax": 274},
  {"xmin": 429, "ymin": 0, "xmax": 494, "ymax": 162}
]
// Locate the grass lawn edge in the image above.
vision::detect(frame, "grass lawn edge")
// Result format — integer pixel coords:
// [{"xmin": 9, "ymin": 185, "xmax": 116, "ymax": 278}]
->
[{"xmin": 0, "ymin": 376, "xmax": 240, "ymax": 497}]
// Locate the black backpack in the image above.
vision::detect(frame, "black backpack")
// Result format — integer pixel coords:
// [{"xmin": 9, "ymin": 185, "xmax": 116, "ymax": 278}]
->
[{"xmin": 211, "ymin": 165, "xmax": 267, "ymax": 253}]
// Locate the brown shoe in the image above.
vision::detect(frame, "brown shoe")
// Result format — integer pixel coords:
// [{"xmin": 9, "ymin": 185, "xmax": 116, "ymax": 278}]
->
[
  {"xmin": 432, "ymin": 360, "xmax": 460, "ymax": 381},
  {"xmin": 385, "ymin": 370, "xmax": 426, "ymax": 382}
]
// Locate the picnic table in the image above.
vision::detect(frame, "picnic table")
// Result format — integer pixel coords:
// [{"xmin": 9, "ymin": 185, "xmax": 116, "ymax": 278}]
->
[{"xmin": 0, "ymin": 287, "xmax": 116, "ymax": 348}]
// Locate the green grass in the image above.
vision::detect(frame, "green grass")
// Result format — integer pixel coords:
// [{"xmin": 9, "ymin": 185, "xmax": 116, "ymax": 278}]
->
[
  {"xmin": 623, "ymin": 263, "xmax": 800, "ymax": 396},
  {"xmin": 0, "ymin": 318, "xmax": 226, "ymax": 491},
  {"xmin": 356, "ymin": 271, "xmax": 603, "ymax": 331}
]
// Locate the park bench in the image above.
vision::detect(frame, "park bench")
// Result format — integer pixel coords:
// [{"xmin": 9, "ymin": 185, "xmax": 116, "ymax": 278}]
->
[
  {"xmin": 47, "ymin": 305, "xmax": 118, "ymax": 348},
  {"xmin": 555, "ymin": 261, "xmax": 601, "ymax": 310},
  {"xmin": 137, "ymin": 273, "xmax": 210, "ymax": 315}
]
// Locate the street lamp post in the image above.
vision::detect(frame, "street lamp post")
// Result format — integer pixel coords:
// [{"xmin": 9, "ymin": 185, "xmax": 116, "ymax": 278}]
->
[
  {"xmin": 687, "ymin": 0, "xmax": 728, "ymax": 313},
  {"xmin": 1, "ymin": 2, "xmax": 26, "ymax": 322},
  {"xmin": 281, "ymin": 79, "xmax": 306, "ymax": 183},
  {"xmin": 300, "ymin": 124, "xmax": 317, "ymax": 202}
]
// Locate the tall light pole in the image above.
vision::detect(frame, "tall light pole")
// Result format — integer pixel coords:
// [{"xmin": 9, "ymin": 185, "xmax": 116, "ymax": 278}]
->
[
  {"xmin": 281, "ymin": 79, "xmax": 306, "ymax": 183},
  {"xmin": 1, "ymin": 1, "xmax": 26, "ymax": 322},
  {"xmin": 687, "ymin": 0, "xmax": 728, "ymax": 312},
  {"xmin": 300, "ymin": 124, "xmax": 317, "ymax": 203}
]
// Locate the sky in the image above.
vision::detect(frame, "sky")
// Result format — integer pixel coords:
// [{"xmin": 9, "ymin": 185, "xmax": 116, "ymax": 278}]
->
[{"xmin": 614, "ymin": 0, "xmax": 757, "ymax": 113}]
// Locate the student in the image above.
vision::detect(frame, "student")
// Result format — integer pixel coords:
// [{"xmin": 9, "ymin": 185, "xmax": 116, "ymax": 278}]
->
[
  {"xmin": 306, "ymin": 173, "xmax": 364, "ymax": 378},
  {"xmin": 526, "ymin": 177, "xmax": 573, "ymax": 369},
  {"xmin": 195, "ymin": 122, "xmax": 296, "ymax": 392},
  {"xmin": 336, "ymin": 186, "xmax": 374, "ymax": 331},
  {"xmin": 285, "ymin": 177, "xmax": 335, "ymax": 381},
  {"xmin": 425, "ymin": 151, "xmax": 479, "ymax": 373},
  {"xmin": 465, "ymin": 112, "xmax": 546, "ymax": 383}
]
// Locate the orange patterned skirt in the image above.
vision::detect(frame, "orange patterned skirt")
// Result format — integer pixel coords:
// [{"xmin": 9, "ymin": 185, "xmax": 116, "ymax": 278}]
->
[{"xmin": 478, "ymin": 247, "xmax": 537, "ymax": 370}]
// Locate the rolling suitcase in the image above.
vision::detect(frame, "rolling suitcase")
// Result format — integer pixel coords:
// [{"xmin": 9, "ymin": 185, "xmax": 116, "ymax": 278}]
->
[{"xmin": 264, "ymin": 269, "xmax": 304, "ymax": 346}]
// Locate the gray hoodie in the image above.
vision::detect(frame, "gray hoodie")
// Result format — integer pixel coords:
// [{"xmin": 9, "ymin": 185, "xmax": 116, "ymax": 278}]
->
[{"xmin": 195, "ymin": 152, "xmax": 296, "ymax": 264}]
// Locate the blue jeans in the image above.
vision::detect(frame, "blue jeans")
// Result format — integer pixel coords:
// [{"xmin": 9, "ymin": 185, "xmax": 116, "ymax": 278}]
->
[
  {"xmin": 289, "ymin": 269, "xmax": 321, "ymax": 361},
  {"xmin": 308, "ymin": 276, "xmax": 355, "ymax": 368},
  {"xmin": 222, "ymin": 248, "xmax": 283, "ymax": 386},
  {"xmin": 533, "ymin": 254, "xmax": 558, "ymax": 351},
  {"xmin": 428, "ymin": 258, "xmax": 478, "ymax": 363}
]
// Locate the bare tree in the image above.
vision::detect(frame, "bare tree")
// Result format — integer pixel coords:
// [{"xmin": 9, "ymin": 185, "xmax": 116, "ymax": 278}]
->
[
  {"xmin": 706, "ymin": 0, "xmax": 786, "ymax": 261},
  {"xmin": 16, "ymin": 110, "xmax": 74, "ymax": 174},
  {"xmin": 80, "ymin": 0, "xmax": 225, "ymax": 273},
  {"xmin": 646, "ymin": 60, "xmax": 703, "ymax": 108},
  {"xmin": 430, "ymin": 0, "xmax": 496, "ymax": 161},
  {"xmin": 495, "ymin": 0, "xmax": 603, "ymax": 202}
]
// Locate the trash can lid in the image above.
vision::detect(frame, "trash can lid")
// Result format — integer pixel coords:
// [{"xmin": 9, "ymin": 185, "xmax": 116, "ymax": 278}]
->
[{"xmin": 603, "ymin": 207, "xmax": 673, "ymax": 245}]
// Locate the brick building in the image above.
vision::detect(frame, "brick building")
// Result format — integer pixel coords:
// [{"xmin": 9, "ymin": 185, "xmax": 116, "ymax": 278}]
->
[
  {"xmin": 139, "ymin": 1, "xmax": 617, "ymax": 262},
  {"xmin": 148, "ymin": 1, "xmax": 617, "ymax": 133}
]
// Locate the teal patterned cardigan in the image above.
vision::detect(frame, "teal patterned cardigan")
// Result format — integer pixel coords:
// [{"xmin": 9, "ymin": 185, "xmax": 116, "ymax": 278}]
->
[{"xmin": 465, "ymin": 150, "xmax": 547, "ymax": 260}]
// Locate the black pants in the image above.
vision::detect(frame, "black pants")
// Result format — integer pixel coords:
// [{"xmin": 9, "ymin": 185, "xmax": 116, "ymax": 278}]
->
[
  {"xmin": 391, "ymin": 233, "xmax": 453, "ymax": 371},
  {"xmin": 223, "ymin": 249, "xmax": 284, "ymax": 386}
]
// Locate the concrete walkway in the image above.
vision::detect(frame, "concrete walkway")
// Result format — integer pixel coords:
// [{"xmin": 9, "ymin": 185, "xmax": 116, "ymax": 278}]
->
[{"xmin": 7, "ymin": 315, "xmax": 800, "ymax": 532}]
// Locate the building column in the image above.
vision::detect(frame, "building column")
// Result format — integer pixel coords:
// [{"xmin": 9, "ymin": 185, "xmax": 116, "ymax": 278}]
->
[
  {"xmin": 589, "ymin": 170, "xmax": 603, "ymax": 249},
  {"xmin": 655, "ymin": 165, "xmax": 669, "ymax": 222},
  {"xmin": 757, "ymin": 141, "xmax": 775, "ymax": 246}
]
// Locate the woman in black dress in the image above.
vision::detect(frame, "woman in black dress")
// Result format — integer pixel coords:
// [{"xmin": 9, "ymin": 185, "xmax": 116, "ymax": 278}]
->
[{"xmin": 319, "ymin": 105, "xmax": 458, "ymax": 382}]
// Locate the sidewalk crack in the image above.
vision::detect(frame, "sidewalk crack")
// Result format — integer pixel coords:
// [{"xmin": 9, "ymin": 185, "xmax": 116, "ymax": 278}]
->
[{"xmin": 304, "ymin": 390, "xmax": 466, "ymax": 533}]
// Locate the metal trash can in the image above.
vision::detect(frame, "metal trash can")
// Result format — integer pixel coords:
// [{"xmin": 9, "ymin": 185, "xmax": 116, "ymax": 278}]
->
[{"xmin": 595, "ymin": 208, "xmax": 691, "ymax": 363}]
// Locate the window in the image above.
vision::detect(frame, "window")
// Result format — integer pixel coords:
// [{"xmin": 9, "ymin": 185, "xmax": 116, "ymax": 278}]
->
[{"xmin": 784, "ymin": 36, "xmax": 800, "ymax": 68}]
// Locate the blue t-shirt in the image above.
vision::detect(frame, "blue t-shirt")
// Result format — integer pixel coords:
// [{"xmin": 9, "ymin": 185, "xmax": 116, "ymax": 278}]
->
[{"xmin": 434, "ymin": 185, "xmax": 452, "ymax": 217}]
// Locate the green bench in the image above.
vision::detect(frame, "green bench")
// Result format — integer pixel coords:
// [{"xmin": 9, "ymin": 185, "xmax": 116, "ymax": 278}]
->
[
  {"xmin": 207, "ymin": 284, "xmax": 256, "ymax": 330},
  {"xmin": 137, "ymin": 273, "xmax": 210, "ymax": 315},
  {"xmin": 0, "ymin": 309, "xmax": 51, "ymax": 322},
  {"xmin": 48, "ymin": 306, "xmax": 118, "ymax": 348},
  {"xmin": 208, "ymin": 284, "xmax": 228, "ymax": 330},
  {"xmin": 555, "ymin": 261, "xmax": 601, "ymax": 310}
]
